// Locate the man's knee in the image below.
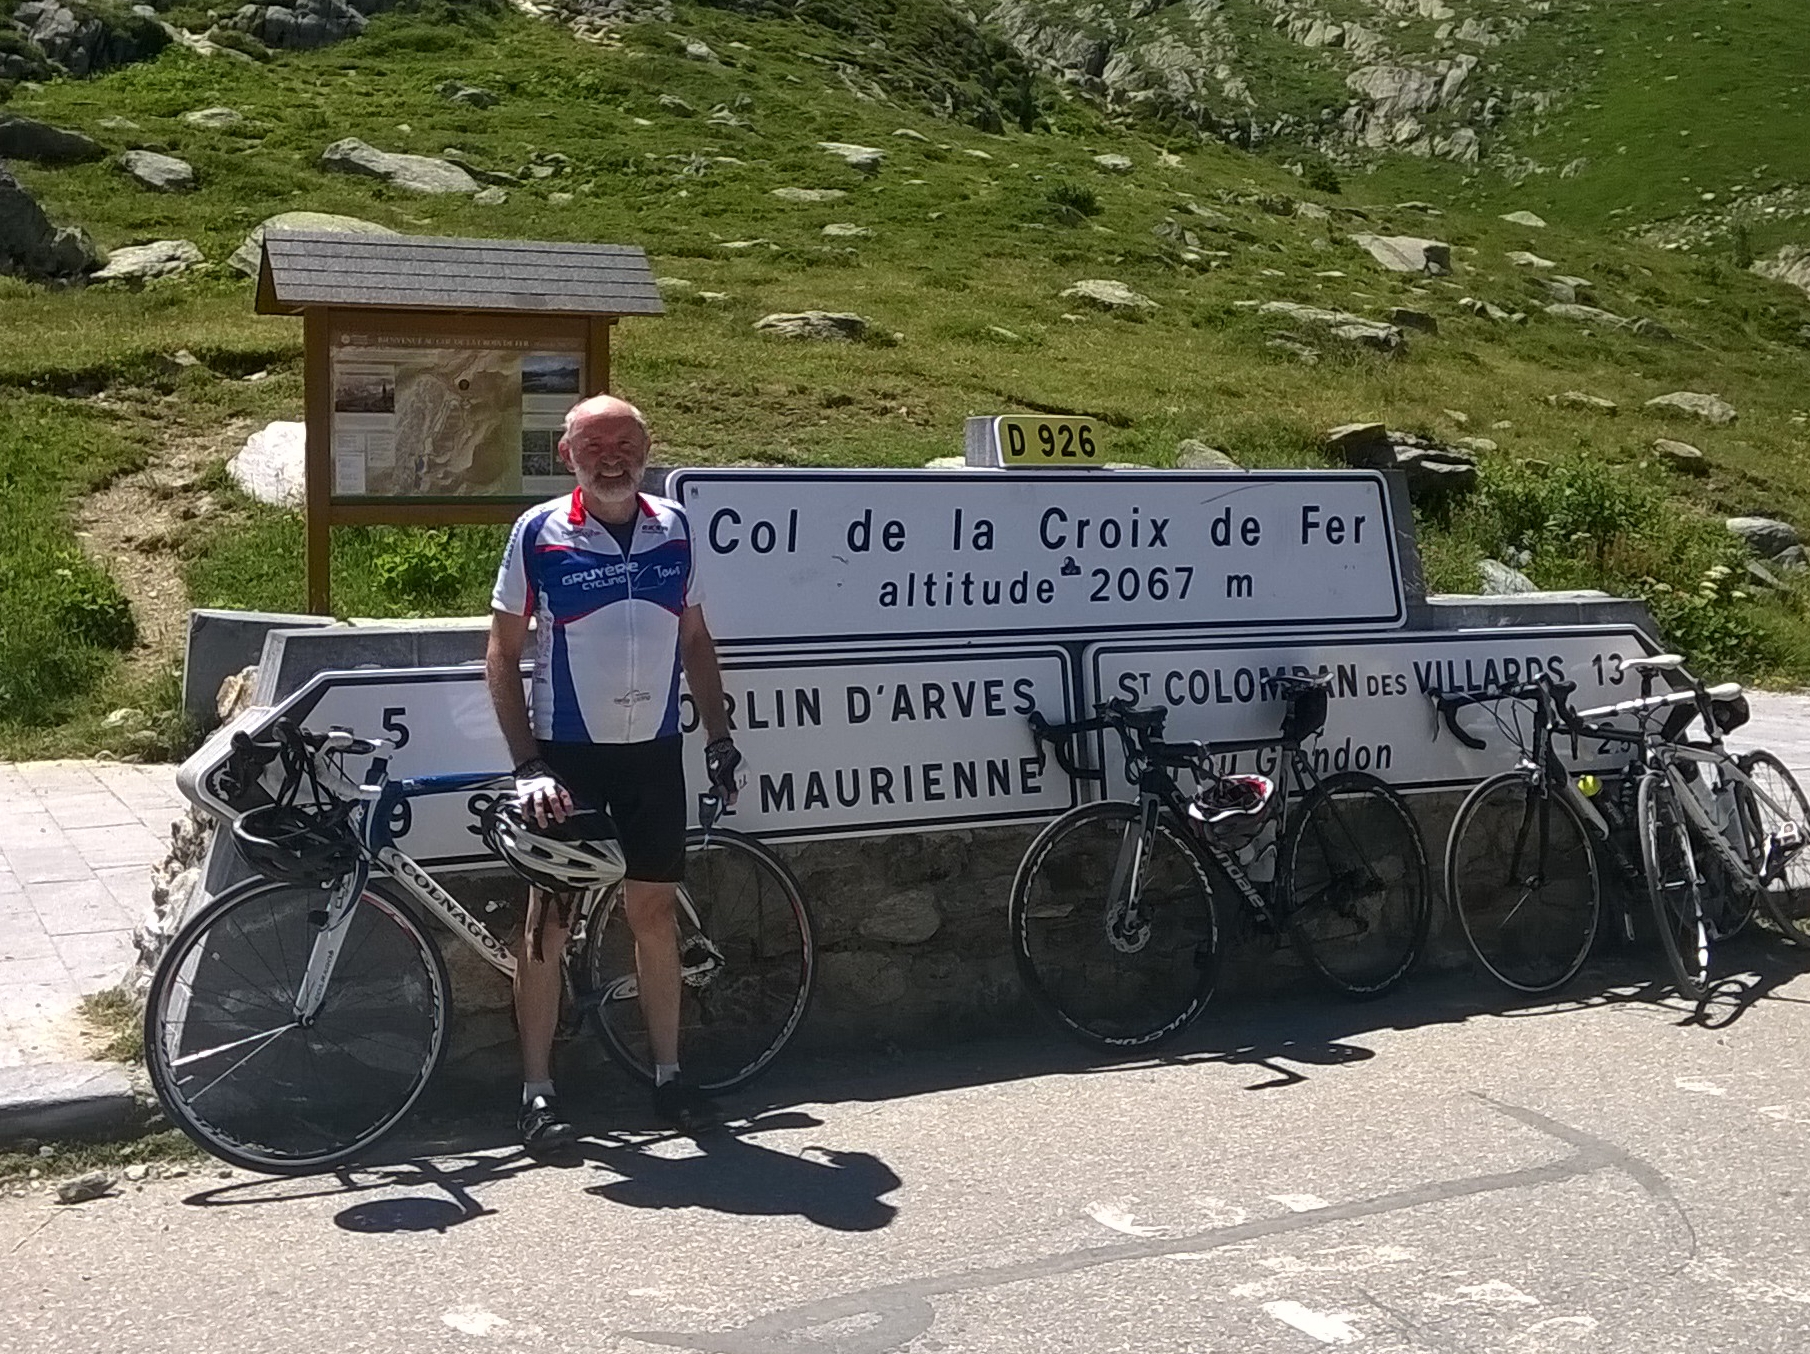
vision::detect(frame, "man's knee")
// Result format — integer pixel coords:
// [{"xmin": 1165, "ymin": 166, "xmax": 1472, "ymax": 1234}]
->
[{"xmin": 622, "ymin": 881, "xmax": 677, "ymax": 935}]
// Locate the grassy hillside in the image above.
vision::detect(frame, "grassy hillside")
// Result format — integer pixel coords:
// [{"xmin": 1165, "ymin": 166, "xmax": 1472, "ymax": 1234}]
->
[{"xmin": 3, "ymin": 0, "xmax": 1810, "ymax": 756}]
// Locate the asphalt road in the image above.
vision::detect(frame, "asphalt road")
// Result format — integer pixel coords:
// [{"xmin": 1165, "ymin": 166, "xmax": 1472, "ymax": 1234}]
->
[{"xmin": 6, "ymin": 948, "xmax": 1810, "ymax": 1354}]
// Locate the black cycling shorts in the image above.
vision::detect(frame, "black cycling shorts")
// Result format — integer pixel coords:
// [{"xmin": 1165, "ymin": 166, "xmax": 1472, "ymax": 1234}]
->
[{"xmin": 538, "ymin": 737, "xmax": 687, "ymax": 883}]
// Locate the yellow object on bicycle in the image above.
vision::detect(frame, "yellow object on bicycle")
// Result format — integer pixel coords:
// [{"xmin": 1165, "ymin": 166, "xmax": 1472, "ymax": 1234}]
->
[{"xmin": 1576, "ymin": 773, "xmax": 1601, "ymax": 798}]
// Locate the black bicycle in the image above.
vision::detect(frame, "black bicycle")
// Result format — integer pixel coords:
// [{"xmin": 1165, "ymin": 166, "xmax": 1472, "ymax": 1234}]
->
[{"xmin": 1012, "ymin": 676, "xmax": 1430, "ymax": 1049}]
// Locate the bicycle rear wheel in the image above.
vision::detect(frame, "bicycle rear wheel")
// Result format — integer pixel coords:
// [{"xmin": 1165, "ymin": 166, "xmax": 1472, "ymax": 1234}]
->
[
  {"xmin": 1009, "ymin": 801, "xmax": 1221, "ymax": 1050},
  {"xmin": 1444, "ymin": 771, "xmax": 1601, "ymax": 993},
  {"xmin": 1734, "ymin": 750, "xmax": 1810, "ymax": 947},
  {"xmin": 1281, "ymin": 771, "xmax": 1430, "ymax": 998},
  {"xmin": 583, "ymin": 826, "xmax": 814, "ymax": 1093},
  {"xmin": 1639, "ymin": 771, "xmax": 1710, "ymax": 999},
  {"xmin": 144, "ymin": 878, "xmax": 449, "ymax": 1175}
]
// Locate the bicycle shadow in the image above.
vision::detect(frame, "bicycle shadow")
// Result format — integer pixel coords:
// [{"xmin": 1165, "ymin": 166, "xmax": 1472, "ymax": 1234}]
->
[{"xmin": 578, "ymin": 1111, "xmax": 901, "ymax": 1232}]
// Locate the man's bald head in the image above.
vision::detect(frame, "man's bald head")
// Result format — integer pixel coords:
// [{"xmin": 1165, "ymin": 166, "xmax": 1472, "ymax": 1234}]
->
[{"xmin": 564, "ymin": 394, "xmax": 649, "ymax": 445}]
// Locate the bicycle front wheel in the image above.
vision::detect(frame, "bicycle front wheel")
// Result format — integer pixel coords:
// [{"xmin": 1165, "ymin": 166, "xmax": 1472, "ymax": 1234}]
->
[
  {"xmin": 1735, "ymin": 750, "xmax": 1810, "ymax": 947},
  {"xmin": 1445, "ymin": 771, "xmax": 1601, "ymax": 993},
  {"xmin": 584, "ymin": 826, "xmax": 814, "ymax": 1093},
  {"xmin": 144, "ymin": 878, "xmax": 450, "ymax": 1175},
  {"xmin": 1639, "ymin": 771, "xmax": 1710, "ymax": 999},
  {"xmin": 1009, "ymin": 801, "xmax": 1222, "ymax": 1050},
  {"xmin": 1281, "ymin": 772, "xmax": 1430, "ymax": 998}
]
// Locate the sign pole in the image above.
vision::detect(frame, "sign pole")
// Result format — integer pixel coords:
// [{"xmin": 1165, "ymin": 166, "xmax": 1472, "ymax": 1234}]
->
[{"xmin": 303, "ymin": 307, "xmax": 333, "ymax": 615}]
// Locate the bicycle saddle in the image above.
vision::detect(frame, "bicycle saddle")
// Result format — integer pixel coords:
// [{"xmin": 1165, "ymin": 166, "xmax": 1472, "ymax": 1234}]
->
[{"xmin": 1625, "ymin": 654, "xmax": 1685, "ymax": 671}]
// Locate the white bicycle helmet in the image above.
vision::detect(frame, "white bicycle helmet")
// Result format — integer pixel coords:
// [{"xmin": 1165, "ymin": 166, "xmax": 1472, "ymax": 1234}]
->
[
  {"xmin": 1187, "ymin": 774, "xmax": 1277, "ymax": 848},
  {"xmin": 478, "ymin": 797, "xmax": 627, "ymax": 892}
]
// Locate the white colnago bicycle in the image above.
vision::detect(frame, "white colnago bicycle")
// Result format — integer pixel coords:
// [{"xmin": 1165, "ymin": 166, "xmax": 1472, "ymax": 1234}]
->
[{"xmin": 144, "ymin": 719, "xmax": 815, "ymax": 1175}]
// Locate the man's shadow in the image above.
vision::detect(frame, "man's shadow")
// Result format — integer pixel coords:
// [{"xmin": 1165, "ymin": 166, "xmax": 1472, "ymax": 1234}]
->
[{"xmin": 581, "ymin": 1112, "xmax": 901, "ymax": 1233}]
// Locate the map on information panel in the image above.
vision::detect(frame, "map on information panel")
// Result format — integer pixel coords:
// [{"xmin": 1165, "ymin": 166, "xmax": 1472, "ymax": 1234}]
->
[{"xmin": 329, "ymin": 333, "xmax": 582, "ymax": 501}]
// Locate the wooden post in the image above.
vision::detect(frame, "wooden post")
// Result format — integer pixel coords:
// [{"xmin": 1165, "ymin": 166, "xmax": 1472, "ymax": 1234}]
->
[
  {"xmin": 586, "ymin": 317, "xmax": 614, "ymax": 395},
  {"xmin": 303, "ymin": 307, "xmax": 333, "ymax": 615}
]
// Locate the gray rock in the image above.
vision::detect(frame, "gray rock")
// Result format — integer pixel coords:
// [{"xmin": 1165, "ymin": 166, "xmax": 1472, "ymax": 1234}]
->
[
  {"xmin": 319, "ymin": 139, "xmax": 478, "ymax": 194},
  {"xmin": 1324, "ymin": 422, "xmax": 1392, "ymax": 463},
  {"xmin": 1629, "ymin": 317, "xmax": 1674, "ymax": 342},
  {"xmin": 1350, "ymin": 233, "xmax": 1450, "ymax": 275},
  {"xmin": 1265, "ymin": 338, "xmax": 1320, "ymax": 364},
  {"xmin": 1534, "ymin": 277, "xmax": 1584, "ymax": 305},
  {"xmin": 0, "ymin": 165, "xmax": 102, "ymax": 281},
  {"xmin": 1093, "ymin": 153, "xmax": 1134, "ymax": 173},
  {"xmin": 227, "ymin": 211, "xmax": 395, "ymax": 276},
  {"xmin": 1259, "ymin": 302, "xmax": 1403, "ymax": 350},
  {"xmin": 1389, "ymin": 307, "xmax": 1438, "ymax": 334},
  {"xmin": 120, "ymin": 150, "xmax": 195, "ymax": 192},
  {"xmin": 1455, "ymin": 437, "xmax": 1499, "ymax": 454},
  {"xmin": 657, "ymin": 94, "xmax": 696, "ymax": 116},
  {"xmin": 1753, "ymin": 244, "xmax": 1810, "ymax": 300},
  {"xmin": 435, "ymin": 80, "xmax": 497, "ymax": 108},
  {"xmin": 1326, "ymin": 423, "xmax": 1476, "ymax": 501},
  {"xmin": 858, "ymin": 889, "xmax": 942, "ymax": 945},
  {"xmin": 1506, "ymin": 250, "xmax": 1556, "ymax": 268},
  {"xmin": 1175, "ymin": 439, "xmax": 1242, "ymax": 471},
  {"xmin": 222, "ymin": 0, "xmax": 387, "ymax": 50},
  {"xmin": 817, "ymin": 141, "xmax": 885, "ymax": 171},
  {"xmin": 1479, "ymin": 560, "xmax": 1537, "ymax": 595},
  {"xmin": 0, "ymin": 116, "xmax": 104, "ymax": 165},
  {"xmin": 1061, "ymin": 279, "xmax": 1157, "ymax": 312},
  {"xmin": 55, "ymin": 1171, "xmax": 114, "ymax": 1205},
  {"xmin": 1550, "ymin": 391, "xmax": 1618, "ymax": 416},
  {"xmin": 770, "ymin": 187, "xmax": 846, "ymax": 203},
  {"xmin": 473, "ymin": 186, "xmax": 508, "ymax": 205},
  {"xmin": 1647, "ymin": 391, "xmax": 1738, "ymax": 426},
  {"xmin": 820, "ymin": 952, "xmax": 907, "ymax": 1008},
  {"xmin": 892, "ymin": 128, "xmax": 930, "ymax": 142},
  {"xmin": 1776, "ymin": 546, "xmax": 1809, "ymax": 572},
  {"xmin": 227, "ymin": 420, "xmax": 304, "ymax": 507},
  {"xmin": 1727, "ymin": 517, "xmax": 1799, "ymax": 560},
  {"xmin": 91, "ymin": 239, "xmax": 203, "ymax": 283},
  {"xmin": 13, "ymin": 0, "xmax": 167, "ymax": 75},
  {"xmin": 1544, "ymin": 302, "xmax": 1626, "ymax": 329},
  {"xmin": 1654, "ymin": 438, "xmax": 1707, "ymax": 474},
  {"xmin": 1500, "ymin": 210, "xmax": 1548, "ymax": 228},
  {"xmin": 754, "ymin": 311, "xmax": 869, "ymax": 342},
  {"xmin": 821, "ymin": 222, "xmax": 871, "ymax": 238},
  {"xmin": 0, "ymin": 1061, "xmax": 136, "ymax": 1144},
  {"xmin": 679, "ymin": 34, "xmax": 716, "ymax": 61},
  {"xmin": 182, "ymin": 106, "xmax": 246, "ymax": 130}
]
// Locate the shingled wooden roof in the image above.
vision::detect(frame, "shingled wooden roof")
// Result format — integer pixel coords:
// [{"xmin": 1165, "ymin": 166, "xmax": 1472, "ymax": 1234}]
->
[{"xmin": 254, "ymin": 230, "xmax": 665, "ymax": 317}]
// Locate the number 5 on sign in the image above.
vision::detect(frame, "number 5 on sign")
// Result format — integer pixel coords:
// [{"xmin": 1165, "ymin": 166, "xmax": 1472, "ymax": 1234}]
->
[{"xmin": 994, "ymin": 415, "xmax": 1102, "ymax": 467}]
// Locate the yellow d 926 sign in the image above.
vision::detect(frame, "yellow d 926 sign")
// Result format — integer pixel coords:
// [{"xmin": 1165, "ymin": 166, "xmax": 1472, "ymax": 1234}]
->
[{"xmin": 995, "ymin": 415, "xmax": 1102, "ymax": 466}]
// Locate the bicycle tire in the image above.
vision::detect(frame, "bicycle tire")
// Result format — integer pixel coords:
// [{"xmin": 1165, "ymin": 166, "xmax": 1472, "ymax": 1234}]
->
[
  {"xmin": 1639, "ymin": 771, "xmax": 1710, "ymax": 999},
  {"xmin": 1280, "ymin": 771, "xmax": 1431, "ymax": 998},
  {"xmin": 1009, "ymin": 801, "xmax": 1222, "ymax": 1050},
  {"xmin": 1734, "ymin": 749, "xmax": 1810, "ymax": 947},
  {"xmin": 583, "ymin": 825, "xmax": 815, "ymax": 1093},
  {"xmin": 1444, "ymin": 771, "xmax": 1601, "ymax": 994},
  {"xmin": 144, "ymin": 877, "xmax": 450, "ymax": 1175}
]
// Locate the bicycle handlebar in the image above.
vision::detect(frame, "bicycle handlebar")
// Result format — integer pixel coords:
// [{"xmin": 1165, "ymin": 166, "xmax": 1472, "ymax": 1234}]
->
[
  {"xmin": 1429, "ymin": 676, "xmax": 1582, "ymax": 752},
  {"xmin": 1029, "ymin": 698, "xmax": 1209, "ymax": 782}
]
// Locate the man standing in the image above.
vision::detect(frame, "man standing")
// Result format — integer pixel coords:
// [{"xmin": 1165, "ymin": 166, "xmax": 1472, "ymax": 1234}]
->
[{"xmin": 487, "ymin": 394, "xmax": 741, "ymax": 1146}]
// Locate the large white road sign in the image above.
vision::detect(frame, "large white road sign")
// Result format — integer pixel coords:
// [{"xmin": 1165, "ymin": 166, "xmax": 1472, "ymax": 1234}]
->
[{"xmin": 672, "ymin": 469, "xmax": 1406, "ymax": 645}]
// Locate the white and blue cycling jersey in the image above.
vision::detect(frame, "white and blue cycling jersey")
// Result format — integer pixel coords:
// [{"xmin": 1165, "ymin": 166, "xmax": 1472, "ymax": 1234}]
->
[{"xmin": 492, "ymin": 489, "xmax": 703, "ymax": 744}]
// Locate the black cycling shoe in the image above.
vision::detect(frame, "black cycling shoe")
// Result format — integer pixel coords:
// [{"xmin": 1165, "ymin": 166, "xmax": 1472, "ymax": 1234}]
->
[
  {"xmin": 519, "ymin": 1094, "xmax": 576, "ymax": 1150},
  {"xmin": 652, "ymin": 1077, "xmax": 723, "ymax": 1132}
]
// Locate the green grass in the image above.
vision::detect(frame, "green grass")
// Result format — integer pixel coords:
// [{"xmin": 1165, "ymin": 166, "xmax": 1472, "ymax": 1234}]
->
[{"xmin": 3, "ymin": 0, "xmax": 1810, "ymax": 755}]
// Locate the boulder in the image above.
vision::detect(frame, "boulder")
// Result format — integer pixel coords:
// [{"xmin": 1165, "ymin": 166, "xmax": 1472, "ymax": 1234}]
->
[
  {"xmin": 1459, "ymin": 297, "xmax": 1527, "ymax": 324},
  {"xmin": 1350, "ymin": 233, "xmax": 1451, "ymax": 275},
  {"xmin": 1550, "ymin": 391, "xmax": 1617, "ymax": 416},
  {"xmin": 228, "ymin": 421, "xmax": 305, "ymax": 507},
  {"xmin": 1544, "ymin": 302, "xmax": 1626, "ymax": 329},
  {"xmin": 1061, "ymin": 279, "xmax": 1158, "ymax": 312},
  {"xmin": 0, "ymin": 116, "xmax": 104, "ymax": 165},
  {"xmin": 1654, "ymin": 438, "xmax": 1707, "ymax": 475},
  {"xmin": 0, "ymin": 164, "xmax": 102, "ymax": 281},
  {"xmin": 1727, "ymin": 517, "xmax": 1799, "ymax": 560},
  {"xmin": 227, "ymin": 211, "xmax": 396, "ymax": 276},
  {"xmin": 1753, "ymin": 245, "xmax": 1810, "ymax": 300},
  {"xmin": 473, "ymin": 186, "xmax": 507, "ymax": 206},
  {"xmin": 1500, "ymin": 210, "xmax": 1548, "ymax": 228},
  {"xmin": 1646, "ymin": 391, "xmax": 1737, "ymax": 426},
  {"xmin": 657, "ymin": 94, "xmax": 695, "ymax": 116},
  {"xmin": 1629, "ymin": 317, "xmax": 1674, "ymax": 341},
  {"xmin": 1259, "ymin": 302, "xmax": 1403, "ymax": 351},
  {"xmin": 319, "ymin": 139, "xmax": 478, "ymax": 194},
  {"xmin": 1093, "ymin": 153, "xmax": 1133, "ymax": 173},
  {"xmin": 821, "ymin": 222, "xmax": 871, "ymax": 238},
  {"xmin": 12, "ymin": 0, "xmax": 167, "ymax": 76},
  {"xmin": 770, "ymin": 187, "xmax": 846, "ymax": 203},
  {"xmin": 1479, "ymin": 560, "xmax": 1537, "ymax": 595},
  {"xmin": 222, "ymin": 0, "xmax": 389, "ymax": 50},
  {"xmin": 1325, "ymin": 424, "xmax": 1476, "ymax": 502},
  {"xmin": 120, "ymin": 150, "xmax": 196, "ymax": 192},
  {"xmin": 817, "ymin": 141, "xmax": 885, "ymax": 171},
  {"xmin": 1454, "ymin": 437, "xmax": 1499, "ymax": 454},
  {"xmin": 435, "ymin": 80, "xmax": 497, "ymax": 108},
  {"xmin": 1506, "ymin": 250, "xmax": 1556, "ymax": 268},
  {"xmin": 91, "ymin": 239, "xmax": 203, "ymax": 283},
  {"xmin": 182, "ymin": 106, "xmax": 246, "ymax": 130},
  {"xmin": 1174, "ymin": 439, "xmax": 1242, "ymax": 471},
  {"xmin": 754, "ymin": 311, "xmax": 869, "ymax": 342}
]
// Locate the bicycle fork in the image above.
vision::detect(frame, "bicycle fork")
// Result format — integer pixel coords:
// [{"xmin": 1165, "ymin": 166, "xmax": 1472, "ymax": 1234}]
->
[
  {"xmin": 294, "ymin": 870, "xmax": 368, "ymax": 1024},
  {"xmin": 1104, "ymin": 798, "xmax": 1160, "ymax": 953}
]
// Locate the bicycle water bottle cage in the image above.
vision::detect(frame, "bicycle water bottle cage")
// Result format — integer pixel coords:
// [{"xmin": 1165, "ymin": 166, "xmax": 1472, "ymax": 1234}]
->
[
  {"xmin": 1274, "ymin": 674, "xmax": 1331, "ymax": 744},
  {"xmin": 478, "ymin": 797, "xmax": 627, "ymax": 893}
]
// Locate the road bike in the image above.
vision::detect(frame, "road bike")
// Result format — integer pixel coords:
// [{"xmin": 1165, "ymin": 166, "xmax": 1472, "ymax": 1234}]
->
[
  {"xmin": 1012, "ymin": 677, "xmax": 1431, "ymax": 1049},
  {"xmin": 143, "ymin": 721, "xmax": 815, "ymax": 1175},
  {"xmin": 1436, "ymin": 657, "xmax": 1810, "ymax": 998}
]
